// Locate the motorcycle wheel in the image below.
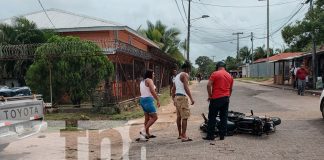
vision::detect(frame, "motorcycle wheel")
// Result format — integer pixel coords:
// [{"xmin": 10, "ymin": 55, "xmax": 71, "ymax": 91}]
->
[{"xmin": 271, "ymin": 117, "xmax": 281, "ymax": 126}]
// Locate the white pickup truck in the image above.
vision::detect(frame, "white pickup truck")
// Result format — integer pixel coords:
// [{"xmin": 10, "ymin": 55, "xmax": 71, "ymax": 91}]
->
[{"xmin": 0, "ymin": 95, "xmax": 47, "ymax": 151}]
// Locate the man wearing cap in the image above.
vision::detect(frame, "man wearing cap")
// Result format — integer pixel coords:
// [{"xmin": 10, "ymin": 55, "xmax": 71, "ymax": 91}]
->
[{"xmin": 204, "ymin": 61, "xmax": 233, "ymax": 140}]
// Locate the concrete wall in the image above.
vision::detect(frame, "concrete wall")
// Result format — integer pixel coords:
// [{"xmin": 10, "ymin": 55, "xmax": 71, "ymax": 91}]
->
[{"xmin": 249, "ymin": 62, "xmax": 274, "ymax": 77}]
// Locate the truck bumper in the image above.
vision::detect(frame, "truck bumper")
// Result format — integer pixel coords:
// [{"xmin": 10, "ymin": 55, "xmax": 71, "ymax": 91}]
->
[{"xmin": 0, "ymin": 121, "xmax": 47, "ymax": 145}]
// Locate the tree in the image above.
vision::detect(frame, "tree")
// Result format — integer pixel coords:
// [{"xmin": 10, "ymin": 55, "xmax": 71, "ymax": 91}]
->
[
  {"xmin": 195, "ymin": 56, "xmax": 215, "ymax": 77},
  {"xmin": 274, "ymin": 48, "xmax": 283, "ymax": 54},
  {"xmin": 0, "ymin": 17, "xmax": 55, "ymax": 85},
  {"xmin": 253, "ymin": 46, "xmax": 266, "ymax": 60},
  {"xmin": 139, "ymin": 20, "xmax": 185, "ymax": 64},
  {"xmin": 281, "ymin": 0, "xmax": 324, "ymax": 51},
  {"xmin": 224, "ymin": 56, "xmax": 237, "ymax": 71},
  {"xmin": 180, "ymin": 39, "xmax": 188, "ymax": 54},
  {"xmin": 239, "ymin": 46, "xmax": 251, "ymax": 64},
  {"xmin": 25, "ymin": 36, "xmax": 114, "ymax": 105}
]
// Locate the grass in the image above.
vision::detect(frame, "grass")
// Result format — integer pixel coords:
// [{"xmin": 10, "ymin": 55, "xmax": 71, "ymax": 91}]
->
[
  {"xmin": 45, "ymin": 107, "xmax": 144, "ymax": 121},
  {"xmin": 239, "ymin": 77, "xmax": 271, "ymax": 82},
  {"xmin": 45, "ymin": 87, "xmax": 173, "ymax": 122},
  {"xmin": 109, "ymin": 108, "xmax": 144, "ymax": 120},
  {"xmin": 45, "ymin": 112, "xmax": 111, "ymax": 121},
  {"xmin": 158, "ymin": 87, "xmax": 172, "ymax": 106}
]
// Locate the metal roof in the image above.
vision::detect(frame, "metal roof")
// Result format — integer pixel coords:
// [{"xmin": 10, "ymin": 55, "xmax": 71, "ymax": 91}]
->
[
  {"xmin": 1, "ymin": 8, "xmax": 122, "ymax": 29},
  {"xmin": 0, "ymin": 8, "xmax": 159, "ymax": 48},
  {"xmin": 254, "ymin": 52, "xmax": 304, "ymax": 63}
]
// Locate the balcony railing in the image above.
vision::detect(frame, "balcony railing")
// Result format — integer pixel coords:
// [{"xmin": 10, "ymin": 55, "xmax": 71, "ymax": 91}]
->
[{"xmin": 0, "ymin": 40, "xmax": 175, "ymax": 62}]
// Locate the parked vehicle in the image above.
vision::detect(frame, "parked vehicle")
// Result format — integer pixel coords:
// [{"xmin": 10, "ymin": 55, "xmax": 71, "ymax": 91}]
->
[
  {"xmin": 0, "ymin": 86, "xmax": 32, "ymax": 97},
  {"xmin": 320, "ymin": 90, "xmax": 324, "ymax": 119},
  {"xmin": 200, "ymin": 110, "xmax": 281, "ymax": 136},
  {"xmin": 0, "ymin": 94, "xmax": 47, "ymax": 151}
]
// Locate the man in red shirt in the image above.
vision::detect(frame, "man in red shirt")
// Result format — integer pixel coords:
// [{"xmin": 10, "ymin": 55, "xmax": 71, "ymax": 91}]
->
[
  {"xmin": 204, "ymin": 61, "xmax": 233, "ymax": 140},
  {"xmin": 296, "ymin": 64, "xmax": 308, "ymax": 96}
]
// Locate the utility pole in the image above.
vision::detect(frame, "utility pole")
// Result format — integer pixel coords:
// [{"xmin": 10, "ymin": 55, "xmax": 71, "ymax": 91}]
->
[
  {"xmin": 310, "ymin": 0, "xmax": 317, "ymax": 89},
  {"xmin": 211, "ymin": 56, "xmax": 216, "ymax": 62},
  {"xmin": 258, "ymin": 0, "xmax": 270, "ymax": 75},
  {"xmin": 232, "ymin": 32, "xmax": 243, "ymax": 60},
  {"xmin": 266, "ymin": 0, "xmax": 269, "ymax": 62},
  {"xmin": 251, "ymin": 32, "xmax": 254, "ymax": 63},
  {"xmin": 187, "ymin": 0, "xmax": 191, "ymax": 61}
]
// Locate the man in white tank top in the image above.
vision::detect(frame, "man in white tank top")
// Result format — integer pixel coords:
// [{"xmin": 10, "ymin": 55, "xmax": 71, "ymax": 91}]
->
[{"xmin": 171, "ymin": 61, "xmax": 195, "ymax": 142}]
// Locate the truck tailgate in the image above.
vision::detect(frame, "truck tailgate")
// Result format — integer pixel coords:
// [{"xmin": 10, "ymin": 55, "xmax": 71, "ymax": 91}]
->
[{"xmin": 0, "ymin": 100, "xmax": 44, "ymax": 122}]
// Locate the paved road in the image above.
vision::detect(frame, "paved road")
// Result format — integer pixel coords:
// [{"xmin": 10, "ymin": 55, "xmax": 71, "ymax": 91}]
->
[
  {"xmin": 1, "ymin": 80, "xmax": 323, "ymax": 160},
  {"xmin": 128, "ymin": 80, "xmax": 324, "ymax": 160}
]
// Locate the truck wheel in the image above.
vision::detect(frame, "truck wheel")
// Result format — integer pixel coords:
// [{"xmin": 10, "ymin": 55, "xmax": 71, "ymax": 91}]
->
[{"xmin": 0, "ymin": 143, "xmax": 9, "ymax": 151}]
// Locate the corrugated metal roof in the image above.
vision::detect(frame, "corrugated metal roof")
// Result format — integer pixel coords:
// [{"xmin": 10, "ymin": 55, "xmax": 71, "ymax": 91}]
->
[
  {"xmin": 1, "ymin": 8, "xmax": 122, "ymax": 29},
  {"xmin": 253, "ymin": 52, "xmax": 304, "ymax": 63},
  {"xmin": 0, "ymin": 8, "xmax": 159, "ymax": 48}
]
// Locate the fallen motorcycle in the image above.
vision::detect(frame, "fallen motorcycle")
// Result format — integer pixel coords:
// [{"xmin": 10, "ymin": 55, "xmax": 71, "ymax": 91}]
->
[{"xmin": 200, "ymin": 110, "xmax": 281, "ymax": 136}]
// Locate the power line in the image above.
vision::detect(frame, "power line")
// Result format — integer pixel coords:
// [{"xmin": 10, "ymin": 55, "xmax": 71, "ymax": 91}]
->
[
  {"xmin": 174, "ymin": 0, "xmax": 187, "ymax": 26},
  {"xmin": 270, "ymin": 4, "xmax": 305, "ymax": 35},
  {"xmin": 191, "ymin": 0, "xmax": 300, "ymax": 8},
  {"xmin": 191, "ymin": 29, "xmax": 234, "ymax": 39},
  {"xmin": 37, "ymin": 0, "xmax": 55, "ymax": 28},
  {"xmin": 190, "ymin": 1, "xmax": 306, "ymax": 36},
  {"xmin": 195, "ymin": 3, "xmax": 237, "ymax": 33},
  {"xmin": 181, "ymin": 0, "xmax": 187, "ymax": 19},
  {"xmin": 203, "ymin": 35, "xmax": 251, "ymax": 44},
  {"xmin": 254, "ymin": 3, "xmax": 305, "ymax": 39}
]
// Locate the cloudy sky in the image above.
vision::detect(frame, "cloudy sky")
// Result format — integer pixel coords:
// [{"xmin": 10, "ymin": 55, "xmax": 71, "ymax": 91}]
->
[{"xmin": 0, "ymin": 0, "xmax": 308, "ymax": 64}]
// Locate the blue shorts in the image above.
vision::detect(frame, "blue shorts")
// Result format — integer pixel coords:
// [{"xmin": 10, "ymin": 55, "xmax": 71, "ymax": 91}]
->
[{"xmin": 140, "ymin": 97, "xmax": 157, "ymax": 114}]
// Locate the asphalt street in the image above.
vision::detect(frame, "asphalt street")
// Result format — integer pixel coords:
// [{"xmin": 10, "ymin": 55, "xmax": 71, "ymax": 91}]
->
[{"xmin": 1, "ymin": 80, "xmax": 323, "ymax": 160}]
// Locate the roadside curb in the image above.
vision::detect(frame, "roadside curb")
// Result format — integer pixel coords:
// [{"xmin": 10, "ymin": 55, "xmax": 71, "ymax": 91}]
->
[{"xmin": 237, "ymin": 79, "xmax": 322, "ymax": 96}]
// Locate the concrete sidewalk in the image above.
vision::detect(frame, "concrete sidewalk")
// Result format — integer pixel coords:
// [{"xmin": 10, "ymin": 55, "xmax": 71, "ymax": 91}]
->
[{"xmin": 236, "ymin": 79, "xmax": 322, "ymax": 96}]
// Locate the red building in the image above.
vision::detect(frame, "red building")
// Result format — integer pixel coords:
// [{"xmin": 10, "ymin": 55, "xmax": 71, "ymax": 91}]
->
[{"xmin": 2, "ymin": 9, "xmax": 177, "ymax": 105}]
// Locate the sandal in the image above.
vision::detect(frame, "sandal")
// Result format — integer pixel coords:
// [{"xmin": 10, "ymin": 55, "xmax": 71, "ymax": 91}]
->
[
  {"xmin": 148, "ymin": 135, "xmax": 157, "ymax": 138},
  {"xmin": 177, "ymin": 137, "xmax": 181, "ymax": 139},
  {"xmin": 140, "ymin": 131, "xmax": 149, "ymax": 139},
  {"xmin": 135, "ymin": 138, "xmax": 148, "ymax": 142},
  {"xmin": 181, "ymin": 137, "xmax": 193, "ymax": 142}
]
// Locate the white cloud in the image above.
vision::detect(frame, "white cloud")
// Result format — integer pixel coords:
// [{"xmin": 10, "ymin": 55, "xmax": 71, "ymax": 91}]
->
[{"xmin": 0, "ymin": 0, "xmax": 308, "ymax": 63}]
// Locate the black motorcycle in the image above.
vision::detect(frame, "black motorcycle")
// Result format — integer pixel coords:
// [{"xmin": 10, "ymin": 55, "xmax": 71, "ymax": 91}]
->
[{"xmin": 200, "ymin": 110, "xmax": 281, "ymax": 136}]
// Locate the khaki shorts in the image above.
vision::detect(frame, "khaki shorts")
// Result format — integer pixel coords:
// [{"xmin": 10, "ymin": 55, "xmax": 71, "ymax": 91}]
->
[{"xmin": 174, "ymin": 96, "xmax": 190, "ymax": 119}]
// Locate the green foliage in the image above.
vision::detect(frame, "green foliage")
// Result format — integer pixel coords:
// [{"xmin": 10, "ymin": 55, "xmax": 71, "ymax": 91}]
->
[
  {"xmin": 0, "ymin": 17, "xmax": 56, "ymax": 85},
  {"xmin": 281, "ymin": 0, "xmax": 324, "ymax": 51},
  {"xmin": 224, "ymin": 56, "xmax": 238, "ymax": 71},
  {"xmin": 0, "ymin": 17, "xmax": 49, "ymax": 45},
  {"xmin": 195, "ymin": 56, "xmax": 215, "ymax": 77},
  {"xmin": 253, "ymin": 46, "xmax": 267, "ymax": 61},
  {"xmin": 139, "ymin": 20, "xmax": 185, "ymax": 64},
  {"xmin": 239, "ymin": 46, "xmax": 251, "ymax": 64},
  {"xmin": 240, "ymin": 77, "xmax": 271, "ymax": 82},
  {"xmin": 190, "ymin": 66, "xmax": 198, "ymax": 78},
  {"xmin": 26, "ymin": 35, "xmax": 113, "ymax": 105}
]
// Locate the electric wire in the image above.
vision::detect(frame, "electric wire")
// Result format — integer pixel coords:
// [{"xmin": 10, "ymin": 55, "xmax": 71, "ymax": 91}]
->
[
  {"xmin": 174, "ymin": 0, "xmax": 187, "ymax": 26},
  {"xmin": 37, "ymin": 0, "xmax": 55, "ymax": 28},
  {"xmin": 191, "ymin": 0, "xmax": 301, "ymax": 8}
]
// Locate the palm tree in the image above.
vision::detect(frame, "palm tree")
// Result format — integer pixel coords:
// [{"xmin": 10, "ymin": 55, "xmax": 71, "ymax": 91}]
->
[
  {"xmin": 253, "ymin": 46, "xmax": 267, "ymax": 61},
  {"xmin": 180, "ymin": 39, "xmax": 187, "ymax": 56},
  {"xmin": 139, "ymin": 20, "xmax": 185, "ymax": 63},
  {"xmin": 239, "ymin": 46, "xmax": 251, "ymax": 64}
]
